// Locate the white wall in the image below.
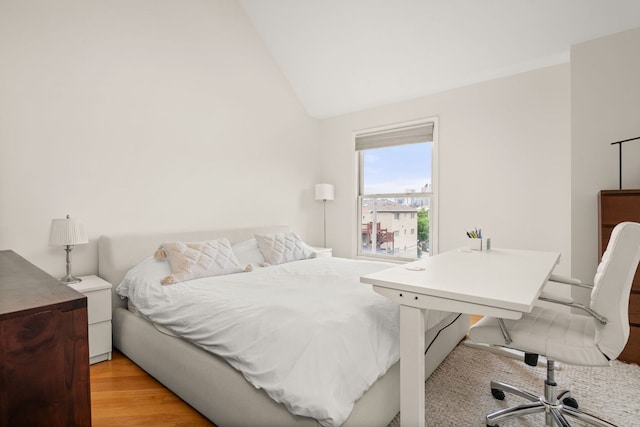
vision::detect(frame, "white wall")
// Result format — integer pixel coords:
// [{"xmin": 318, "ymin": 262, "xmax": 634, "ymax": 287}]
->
[
  {"xmin": 571, "ymin": 27, "xmax": 640, "ymax": 283},
  {"xmin": 319, "ymin": 65, "xmax": 572, "ymax": 275},
  {"xmin": 0, "ymin": 0, "xmax": 320, "ymax": 278}
]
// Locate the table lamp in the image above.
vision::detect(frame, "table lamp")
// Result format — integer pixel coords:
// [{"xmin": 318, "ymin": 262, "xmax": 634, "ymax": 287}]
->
[
  {"xmin": 49, "ymin": 214, "xmax": 88, "ymax": 284},
  {"xmin": 315, "ymin": 183, "xmax": 334, "ymax": 248}
]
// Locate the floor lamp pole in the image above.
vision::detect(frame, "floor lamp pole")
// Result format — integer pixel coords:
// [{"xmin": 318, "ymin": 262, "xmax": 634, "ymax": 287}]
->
[
  {"xmin": 323, "ymin": 200, "xmax": 327, "ymax": 248},
  {"xmin": 315, "ymin": 183, "xmax": 334, "ymax": 248}
]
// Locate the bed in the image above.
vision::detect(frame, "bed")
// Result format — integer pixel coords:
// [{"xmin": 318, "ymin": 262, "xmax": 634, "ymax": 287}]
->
[{"xmin": 98, "ymin": 225, "xmax": 469, "ymax": 427}]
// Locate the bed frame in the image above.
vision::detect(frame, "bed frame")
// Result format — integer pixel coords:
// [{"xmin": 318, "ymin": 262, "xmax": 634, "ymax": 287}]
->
[{"xmin": 98, "ymin": 225, "xmax": 469, "ymax": 427}]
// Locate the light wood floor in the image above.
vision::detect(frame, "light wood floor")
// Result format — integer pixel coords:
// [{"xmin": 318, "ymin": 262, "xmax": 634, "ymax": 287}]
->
[
  {"xmin": 91, "ymin": 317, "xmax": 481, "ymax": 426},
  {"xmin": 90, "ymin": 351, "xmax": 214, "ymax": 427}
]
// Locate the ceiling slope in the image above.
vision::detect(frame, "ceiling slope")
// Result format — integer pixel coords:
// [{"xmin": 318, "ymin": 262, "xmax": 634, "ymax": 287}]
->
[{"xmin": 240, "ymin": 0, "xmax": 640, "ymax": 118}]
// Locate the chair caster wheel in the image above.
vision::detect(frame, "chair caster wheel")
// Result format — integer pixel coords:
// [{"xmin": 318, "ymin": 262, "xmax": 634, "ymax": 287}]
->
[
  {"xmin": 491, "ymin": 388, "xmax": 505, "ymax": 400},
  {"xmin": 563, "ymin": 396, "xmax": 579, "ymax": 409}
]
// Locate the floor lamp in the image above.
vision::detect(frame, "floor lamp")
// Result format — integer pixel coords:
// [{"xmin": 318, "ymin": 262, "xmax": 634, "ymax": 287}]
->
[{"xmin": 315, "ymin": 183, "xmax": 334, "ymax": 248}]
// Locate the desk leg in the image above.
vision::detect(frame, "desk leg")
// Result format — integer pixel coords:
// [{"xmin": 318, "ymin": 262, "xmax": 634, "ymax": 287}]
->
[{"xmin": 400, "ymin": 305, "xmax": 426, "ymax": 427}]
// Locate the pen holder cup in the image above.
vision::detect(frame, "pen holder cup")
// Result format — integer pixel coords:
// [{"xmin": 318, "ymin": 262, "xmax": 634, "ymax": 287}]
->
[{"xmin": 468, "ymin": 237, "xmax": 491, "ymax": 251}]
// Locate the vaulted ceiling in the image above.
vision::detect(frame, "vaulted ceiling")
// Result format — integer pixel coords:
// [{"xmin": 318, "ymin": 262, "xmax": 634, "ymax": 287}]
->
[{"xmin": 240, "ymin": 0, "xmax": 640, "ymax": 118}]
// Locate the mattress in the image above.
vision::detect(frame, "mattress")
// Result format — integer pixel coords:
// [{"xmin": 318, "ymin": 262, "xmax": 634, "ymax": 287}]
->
[{"xmin": 116, "ymin": 256, "xmax": 452, "ymax": 426}]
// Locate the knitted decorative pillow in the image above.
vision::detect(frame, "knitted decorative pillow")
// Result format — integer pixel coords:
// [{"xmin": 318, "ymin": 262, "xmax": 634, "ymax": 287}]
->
[
  {"xmin": 254, "ymin": 232, "xmax": 315, "ymax": 265},
  {"xmin": 154, "ymin": 238, "xmax": 244, "ymax": 285}
]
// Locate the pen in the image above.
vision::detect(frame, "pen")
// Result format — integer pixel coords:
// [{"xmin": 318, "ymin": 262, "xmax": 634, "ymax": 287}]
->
[{"xmin": 466, "ymin": 228, "xmax": 483, "ymax": 239}]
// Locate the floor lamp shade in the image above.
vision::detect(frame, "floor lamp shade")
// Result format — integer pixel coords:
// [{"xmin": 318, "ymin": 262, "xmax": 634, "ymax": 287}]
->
[
  {"xmin": 315, "ymin": 183, "xmax": 335, "ymax": 201},
  {"xmin": 49, "ymin": 215, "xmax": 88, "ymax": 284}
]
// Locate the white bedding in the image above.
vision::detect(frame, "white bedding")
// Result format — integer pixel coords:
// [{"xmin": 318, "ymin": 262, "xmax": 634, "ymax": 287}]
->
[{"xmin": 117, "ymin": 256, "xmax": 450, "ymax": 426}]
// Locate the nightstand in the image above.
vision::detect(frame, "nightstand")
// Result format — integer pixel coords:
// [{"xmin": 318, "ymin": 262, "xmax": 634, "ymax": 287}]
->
[
  {"xmin": 313, "ymin": 247, "xmax": 333, "ymax": 258},
  {"xmin": 69, "ymin": 275, "xmax": 112, "ymax": 364}
]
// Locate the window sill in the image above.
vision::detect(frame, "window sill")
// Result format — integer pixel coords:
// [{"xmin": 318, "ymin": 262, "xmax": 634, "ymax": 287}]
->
[{"xmin": 354, "ymin": 255, "xmax": 412, "ymax": 265}]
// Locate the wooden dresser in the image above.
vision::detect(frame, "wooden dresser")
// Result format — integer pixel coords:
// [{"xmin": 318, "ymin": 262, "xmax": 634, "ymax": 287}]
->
[
  {"xmin": 0, "ymin": 250, "xmax": 91, "ymax": 426},
  {"xmin": 598, "ymin": 189, "xmax": 640, "ymax": 364}
]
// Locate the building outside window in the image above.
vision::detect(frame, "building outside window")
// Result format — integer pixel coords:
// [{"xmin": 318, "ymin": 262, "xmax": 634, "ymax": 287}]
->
[{"xmin": 357, "ymin": 118, "xmax": 436, "ymax": 260}]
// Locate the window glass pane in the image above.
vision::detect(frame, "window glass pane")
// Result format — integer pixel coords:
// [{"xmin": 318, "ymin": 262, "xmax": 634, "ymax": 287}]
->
[
  {"xmin": 360, "ymin": 197, "xmax": 430, "ymax": 259},
  {"xmin": 362, "ymin": 142, "xmax": 431, "ymax": 195}
]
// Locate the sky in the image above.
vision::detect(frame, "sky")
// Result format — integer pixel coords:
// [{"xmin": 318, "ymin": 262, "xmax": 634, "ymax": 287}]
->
[{"xmin": 363, "ymin": 142, "xmax": 432, "ymax": 195}]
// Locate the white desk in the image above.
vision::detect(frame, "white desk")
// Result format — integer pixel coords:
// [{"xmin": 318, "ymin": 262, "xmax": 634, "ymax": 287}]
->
[{"xmin": 360, "ymin": 248, "xmax": 560, "ymax": 427}]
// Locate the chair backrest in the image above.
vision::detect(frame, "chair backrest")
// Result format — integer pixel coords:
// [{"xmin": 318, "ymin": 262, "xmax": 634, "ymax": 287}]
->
[{"xmin": 591, "ymin": 221, "xmax": 640, "ymax": 360}]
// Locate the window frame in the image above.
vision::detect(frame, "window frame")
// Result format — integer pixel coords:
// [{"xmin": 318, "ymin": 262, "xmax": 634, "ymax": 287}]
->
[{"xmin": 355, "ymin": 117, "xmax": 439, "ymax": 262}]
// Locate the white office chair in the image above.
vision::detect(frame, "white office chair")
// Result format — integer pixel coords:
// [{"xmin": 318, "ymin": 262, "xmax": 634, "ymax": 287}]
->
[{"xmin": 468, "ymin": 221, "xmax": 640, "ymax": 427}]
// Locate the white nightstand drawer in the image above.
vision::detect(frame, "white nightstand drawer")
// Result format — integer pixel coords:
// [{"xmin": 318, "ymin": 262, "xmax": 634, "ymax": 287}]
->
[
  {"xmin": 86, "ymin": 288, "xmax": 111, "ymax": 324},
  {"xmin": 89, "ymin": 321, "xmax": 112, "ymax": 360},
  {"xmin": 71, "ymin": 275, "xmax": 113, "ymax": 364}
]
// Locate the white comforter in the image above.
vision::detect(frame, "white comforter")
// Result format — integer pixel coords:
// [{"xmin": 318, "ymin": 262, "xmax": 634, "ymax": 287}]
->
[{"xmin": 118, "ymin": 257, "xmax": 443, "ymax": 426}]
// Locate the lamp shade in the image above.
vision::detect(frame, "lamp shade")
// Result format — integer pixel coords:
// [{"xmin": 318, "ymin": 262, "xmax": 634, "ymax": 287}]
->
[
  {"xmin": 49, "ymin": 215, "xmax": 88, "ymax": 246},
  {"xmin": 315, "ymin": 183, "xmax": 335, "ymax": 201}
]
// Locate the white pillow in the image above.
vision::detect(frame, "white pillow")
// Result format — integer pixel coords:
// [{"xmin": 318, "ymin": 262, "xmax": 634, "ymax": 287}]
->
[
  {"xmin": 116, "ymin": 256, "xmax": 171, "ymax": 297},
  {"xmin": 255, "ymin": 232, "xmax": 315, "ymax": 265},
  {"xmin": 232, "ymin": 238, "xmax": 267, "ymax": 267},
  {"xmin": 155, "ymin": 238, "xmax": 244, "ymax": 285}
]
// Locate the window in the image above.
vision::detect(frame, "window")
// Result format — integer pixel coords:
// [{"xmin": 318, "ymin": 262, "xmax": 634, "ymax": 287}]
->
[{"xmin": 357, "ymin": 119, "xmax": 436, "ymax": 261}]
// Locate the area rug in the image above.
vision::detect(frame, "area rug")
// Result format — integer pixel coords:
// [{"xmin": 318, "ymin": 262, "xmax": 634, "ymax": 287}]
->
[{"xmin": 387, "ymin": 341, "xmax": 639, "ymax": 426}]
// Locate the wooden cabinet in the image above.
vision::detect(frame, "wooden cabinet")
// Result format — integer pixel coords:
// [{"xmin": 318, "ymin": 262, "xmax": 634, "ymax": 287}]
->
[
  {"xmin": 598, "ymin": 189, "xmax": 640, "ymax": 364},
  {"xmin": 0, "ymin": 250, "xmax": 91, "ymax": 426}
]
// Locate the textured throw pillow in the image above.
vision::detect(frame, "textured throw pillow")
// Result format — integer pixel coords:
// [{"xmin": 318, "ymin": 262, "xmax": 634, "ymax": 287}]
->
[
  {"xmin": 154, "ymin": 238, "xmax": 244, "ymax": 285},
  {"xmin": 255, "ymin": 232, "xmax": 315, "ymax": 265}
]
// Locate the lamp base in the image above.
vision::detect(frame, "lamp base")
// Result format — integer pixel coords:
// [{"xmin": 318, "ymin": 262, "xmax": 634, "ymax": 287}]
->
[
  {"xmin": 59, "ymin": 274, "xmax": 82, "ymax": 284},
  {"xmin": 60, "ymin": 244, "xmax": 82, "ymax": 284}
]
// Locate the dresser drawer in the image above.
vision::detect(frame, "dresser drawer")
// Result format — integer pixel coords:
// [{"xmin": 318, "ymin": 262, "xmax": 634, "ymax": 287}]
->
[
  {"xmin": 618, "ymin": 325, "xmax": 640, "ymax": 364},
  {"xmin": 629, "ymin": 292, "xmax": 640, "ymax": 326},
  {"xmin": 599, "ymin": 191, "xmax": 640, "ymax": 225},
  {"xmin": 632, "ymin": 268, "xmax": 640, "ymax": 292},
  {"xmin": 87, "ymin": 288, "xmax": 111, "ymax": 324}
]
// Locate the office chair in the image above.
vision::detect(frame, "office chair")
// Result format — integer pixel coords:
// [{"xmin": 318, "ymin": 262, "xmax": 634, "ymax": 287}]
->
[{"xmin": 468, "ymin": 221, "xmax": 640, "ymax": 427}]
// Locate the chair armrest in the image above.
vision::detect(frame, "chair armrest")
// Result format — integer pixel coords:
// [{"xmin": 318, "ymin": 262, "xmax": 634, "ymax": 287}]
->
[
  {"xmin": 548, "ymin": 274, "xmax": 594, "ymax": 289},
  {"xmin": 538, "ymin": 295, "xmax": 607, "ymax": 325}
]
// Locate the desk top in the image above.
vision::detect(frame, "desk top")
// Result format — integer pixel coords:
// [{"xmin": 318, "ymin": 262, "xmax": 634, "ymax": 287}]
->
[
  {"xmin": 0, "ymin": 250, "xmax": 86, "ymax": 320},
  {"xmin": 361, "ymin": 248, "xmax": 560, "ymax": 314}
]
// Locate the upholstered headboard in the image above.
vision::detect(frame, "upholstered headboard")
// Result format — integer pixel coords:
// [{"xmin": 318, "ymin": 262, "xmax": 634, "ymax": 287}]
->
[{"xmin": 97, "ymin": 225, "xmax": 290, "ymax": 311}]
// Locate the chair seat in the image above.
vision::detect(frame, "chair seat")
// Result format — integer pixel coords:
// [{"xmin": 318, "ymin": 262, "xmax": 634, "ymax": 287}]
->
[{"xmin": 469, "ymin": 306, "xmax": 610, "ymax": 366}]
